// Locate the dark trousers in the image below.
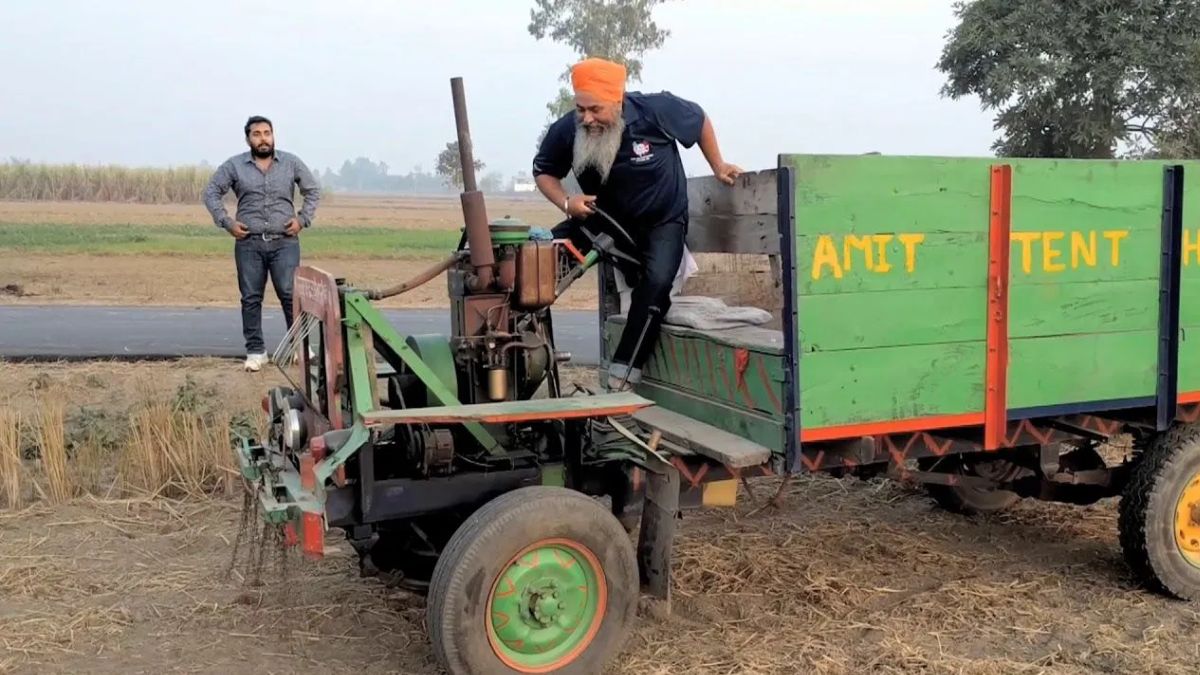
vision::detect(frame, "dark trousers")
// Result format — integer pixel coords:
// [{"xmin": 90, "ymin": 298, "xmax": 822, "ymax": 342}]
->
[
  {"xmin": 234, "ymin": 235, "xmax": 300, "ymax": 354},
  {"xmin": 552, "ymin": 215, "xmax": 685, "ymax": 369}
]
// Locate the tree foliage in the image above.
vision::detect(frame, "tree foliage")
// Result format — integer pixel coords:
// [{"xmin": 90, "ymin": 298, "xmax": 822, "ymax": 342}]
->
[
  {"xmin": 528, "ymin": 0, "xmax": 673, "ymax": 146},
  {"xmin": 320, "ymin": 158, "xmax": 448, "ymax": 194},
  {"xmin": 529, "ymin": 0, "xmax": 672, "ymax": 82},
  {"xmin": 480, "ymin": 171, "xmax": 506, "ymax": 193},
  {"xmin": 937, "ymin": 0, "xmax": 1200, "ymax": 158},
  {"xmin": 435, "ymin": 141, "xmax": 485, "ymax": 190}
]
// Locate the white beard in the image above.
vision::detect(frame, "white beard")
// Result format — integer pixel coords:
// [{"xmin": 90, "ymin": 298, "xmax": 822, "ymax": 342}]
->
[{"xmin": 573, "ymin": 115, "xmax": 625, "ymax": 184}]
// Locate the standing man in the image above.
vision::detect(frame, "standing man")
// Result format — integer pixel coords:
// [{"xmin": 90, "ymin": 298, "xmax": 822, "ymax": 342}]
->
[
  {"xmin": 532, "ymin": 57, "xmax": 742, "ymax": 389},
  {"xmin": 203, "ymin": 116, "xmax": 321, "ymax": 372}
]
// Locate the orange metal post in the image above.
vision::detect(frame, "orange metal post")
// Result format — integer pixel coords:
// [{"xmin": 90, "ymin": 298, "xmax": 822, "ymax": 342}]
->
[{"xmin": 985, "ymin": 165, "xmax": 1013, "ymax": 450}]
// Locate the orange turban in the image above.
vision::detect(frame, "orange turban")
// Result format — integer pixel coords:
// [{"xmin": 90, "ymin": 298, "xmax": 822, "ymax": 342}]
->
[{"xmin": 571, "ymin": 58, "xmax": 627, "ymax": 103}]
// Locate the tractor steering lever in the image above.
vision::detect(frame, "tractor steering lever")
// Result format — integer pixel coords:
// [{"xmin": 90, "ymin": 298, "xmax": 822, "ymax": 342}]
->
[
  {"xmin": 578, "ymin": 227, "xmax": 641, "ymax": 267},
  {"xmin": 586, "ymin": 203, "xmax": 639, "ymax": 252}
]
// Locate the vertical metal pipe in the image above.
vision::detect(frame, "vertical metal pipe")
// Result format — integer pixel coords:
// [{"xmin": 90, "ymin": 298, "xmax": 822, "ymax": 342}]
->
[
  {"xmin": 450, "ymin": 76, "xmax": 494, "ymax": 289},
  {"xmin": 451, "ymin": 77, "xmax": 478, "ymax": 193}
]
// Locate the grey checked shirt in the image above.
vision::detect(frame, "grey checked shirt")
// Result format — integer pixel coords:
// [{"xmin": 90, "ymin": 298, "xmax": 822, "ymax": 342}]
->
[{"xmin": 203, "ymin": 150, "xmax": 321, "ymax": 234}]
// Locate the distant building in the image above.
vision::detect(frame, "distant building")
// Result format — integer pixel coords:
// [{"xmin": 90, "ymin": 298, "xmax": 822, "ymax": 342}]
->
[{"xmin": 511, "ymin": 172, "xmax": 536, "ymax": 193}]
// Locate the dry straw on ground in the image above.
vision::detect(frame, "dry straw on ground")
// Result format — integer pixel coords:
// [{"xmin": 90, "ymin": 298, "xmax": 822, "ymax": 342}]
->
[
  {"xmin": 0, "ymin": 365, "xmax": 247, "ymax": 509},
  {"xmin": 122, "ymin": 403, "xmax": 236, "ymax": 499},
  {"xmin": 35, "ymin": 394, "xmax": 72, "ymax": 504},
  {"xmin": 0, "ymin": 408, "xmax": 22, "ymax": 509}
]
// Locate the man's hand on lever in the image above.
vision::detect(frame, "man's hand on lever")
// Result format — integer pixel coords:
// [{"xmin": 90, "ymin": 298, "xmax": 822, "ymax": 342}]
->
[{"xmin": 566, "ymin": 194, "xmax": 597, "ymax": 219}]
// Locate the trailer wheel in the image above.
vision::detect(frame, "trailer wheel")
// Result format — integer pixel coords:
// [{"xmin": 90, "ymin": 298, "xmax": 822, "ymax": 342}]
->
[
  {"xmin": 919, "ymin": 455, "xmax": 1022, "ymax": 516},
  {"xmin": 427, "ymin": 486, "xmax": 638, "ymax": 675},
  {"xmin": 1119, "ymin": 424, "xmax": 1200, "ymax": 600}
]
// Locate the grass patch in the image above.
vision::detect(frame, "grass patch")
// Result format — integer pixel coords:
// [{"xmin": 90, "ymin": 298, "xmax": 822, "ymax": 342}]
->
[{"xmin": 0, "ymin": 223, "xmax": 460, "ymax": 258}]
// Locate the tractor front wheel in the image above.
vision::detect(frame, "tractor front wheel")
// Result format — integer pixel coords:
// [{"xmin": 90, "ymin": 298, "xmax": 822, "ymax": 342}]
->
[
  {"xmin": 1119, "ymin": 424, "xmax": 1200, "ymax": 600},
  {"xmin": 427, "ymin": 486, "xmax": 638, "ymax": 675}
]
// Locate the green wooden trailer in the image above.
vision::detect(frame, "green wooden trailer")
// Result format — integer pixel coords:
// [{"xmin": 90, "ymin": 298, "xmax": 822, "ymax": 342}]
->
[{"xmin": 601, "ymin": 153, "xmax": 1200, "ymax": 601}]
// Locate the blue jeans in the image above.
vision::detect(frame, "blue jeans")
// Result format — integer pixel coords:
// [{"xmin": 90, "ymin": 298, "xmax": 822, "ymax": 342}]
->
[
  {"xmin": 234, "ymin": 235, "xmax": 300, "ymax": 354},
  {"xmin": 552, "ymin": 215, "xmax": 685, "ymax": 369}
]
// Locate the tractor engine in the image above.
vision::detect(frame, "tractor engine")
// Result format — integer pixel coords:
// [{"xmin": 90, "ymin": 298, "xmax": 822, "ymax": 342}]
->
[{"xmin": 448, "ymin": 217, "xmax": 571, "ymax": 406}]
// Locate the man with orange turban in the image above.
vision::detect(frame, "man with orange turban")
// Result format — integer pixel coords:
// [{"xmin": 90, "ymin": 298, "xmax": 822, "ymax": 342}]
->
[{"xmin": 533, "ymin": 57, "xmax": 742, "ymax": 389}]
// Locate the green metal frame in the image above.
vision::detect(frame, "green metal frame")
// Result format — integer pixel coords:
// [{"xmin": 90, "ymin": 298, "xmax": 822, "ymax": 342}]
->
[
  {"xmin": 344, "ymin": 291, "xmax": 502, "ymax": 454},
  {"xmin": 236, "ymin": 283, "xmax": 663, "ymax": 547},
  {"xmin": 406, "ymin": 334, "xmax": 459, "ymax": 400},
  {"xmin": 314, "ymin": 424, "xmax": 371, "ymax": 484},
  {"xmin": 235, "ymin": 437, "xmax": 323, "ymax": 525}
]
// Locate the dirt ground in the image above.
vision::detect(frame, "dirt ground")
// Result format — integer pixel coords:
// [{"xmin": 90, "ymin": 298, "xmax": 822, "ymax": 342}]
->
[{"xmin": 3, "ymin": 361, "xmax": 1200, "ymax": 674}]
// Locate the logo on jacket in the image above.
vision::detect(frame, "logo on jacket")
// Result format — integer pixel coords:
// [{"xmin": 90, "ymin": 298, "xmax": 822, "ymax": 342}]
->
[{"xmin": 631, "ymin": 140, "xmax": 654, "ymax": 163}]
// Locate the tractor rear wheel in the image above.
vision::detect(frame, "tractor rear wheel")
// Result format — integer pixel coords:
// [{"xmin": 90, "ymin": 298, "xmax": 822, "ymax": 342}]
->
[
  {"xmin": 1119, "ymin": 424, "xmax": 1200, "ymax": 600},
  {"xmin": 427, "ymin": 486, "xmax": 638, "ymax": 675}
]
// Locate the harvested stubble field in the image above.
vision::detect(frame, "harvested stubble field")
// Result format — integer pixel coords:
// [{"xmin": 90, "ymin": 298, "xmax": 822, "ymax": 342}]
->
[
  {"xmin": 0, "ymin": 196, "xmax": 571, "ymax": 309},
  {"xmin": 0, "ymin": 196, "xmax": 779, "ymax": 312},
  {"xmin": 2, "ymin": 361, "xmax": 1200, "ymax": 674}
]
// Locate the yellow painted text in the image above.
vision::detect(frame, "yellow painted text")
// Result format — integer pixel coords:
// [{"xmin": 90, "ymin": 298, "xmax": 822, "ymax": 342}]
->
[
  {"xmin": 811, "ymin": 233, "xmax": 925, "ymax": 280},
  {"xmin": 811, "ymin": 229, "xmax": 1133, "ymax": 280},
  {"xmin": 1011, "ymin": 230, "xmax": 1127, "ymax": 274}
]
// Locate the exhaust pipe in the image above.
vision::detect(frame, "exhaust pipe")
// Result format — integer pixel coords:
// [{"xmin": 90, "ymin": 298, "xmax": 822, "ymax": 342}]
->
[{"xmin": 451, "ymin": 77, "xmax": 495, "ymax": 291}]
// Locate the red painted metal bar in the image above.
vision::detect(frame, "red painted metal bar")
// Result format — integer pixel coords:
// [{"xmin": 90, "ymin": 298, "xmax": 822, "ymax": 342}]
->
[
  {"xmin": 800, "ymin": 412, "xmax": 985, "ymax": 443},
  {"xmin": 985, "ymin": 165, "xmax": 1013, "ymax": 450}
]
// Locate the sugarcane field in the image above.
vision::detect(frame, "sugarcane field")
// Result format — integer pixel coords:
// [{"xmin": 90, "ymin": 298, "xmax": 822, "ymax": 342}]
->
[{"xmin": 8, "ymin": 2, "xmax": 1200, "ymax": 674}]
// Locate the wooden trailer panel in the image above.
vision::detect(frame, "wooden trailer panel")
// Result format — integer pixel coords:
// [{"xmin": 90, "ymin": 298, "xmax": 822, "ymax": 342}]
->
[
  {"xmin": 786, "ymin": 155, "xmax": 991, "ymax": 431},
  {"xmin": 1005, "ymin": 159, "xmax": 1164, "ymax": 414},
  {"xmin": 603, "ymin": 317, "xmax": 789, "ymax": 455}
]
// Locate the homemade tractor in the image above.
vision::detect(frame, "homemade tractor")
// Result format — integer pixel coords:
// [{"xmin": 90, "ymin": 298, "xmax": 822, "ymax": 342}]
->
[{"xmin": 239, "ymin": 78, "xmax": 1200, "ymax": 674}]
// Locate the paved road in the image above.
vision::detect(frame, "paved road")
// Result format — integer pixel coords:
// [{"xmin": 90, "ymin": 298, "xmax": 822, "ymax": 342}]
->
[{"xmin": 0, "ymin": 305, "xmax": 600, "ymax": 365}]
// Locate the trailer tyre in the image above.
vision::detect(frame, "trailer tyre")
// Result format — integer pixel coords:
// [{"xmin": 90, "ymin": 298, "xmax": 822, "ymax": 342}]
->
[
  {"xmin": 1119, "ymin": 424, "xmax": 1200, "ymax": 600},
  {"xmin": 427, "ymin": 486, "xmax": 638, "ymax": 675}
]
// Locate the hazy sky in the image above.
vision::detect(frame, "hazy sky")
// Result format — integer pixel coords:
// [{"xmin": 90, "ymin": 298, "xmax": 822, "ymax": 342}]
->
[{"xmin": 0, "ymin": 0, "xmax": 997, "ymax": 179}]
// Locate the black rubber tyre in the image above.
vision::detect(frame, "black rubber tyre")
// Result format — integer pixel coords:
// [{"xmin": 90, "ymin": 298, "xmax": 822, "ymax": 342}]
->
[
  {"xmin": 1119, "ymin": 424, "xmax": 1200, "ymax": 600},
  {"xmin": 427, "ymin": 486, "xmax": 639, "ymax": 675},
  {"xmin": 919, "ymin": 455, "xmax": 1022, "ymax": 516}
]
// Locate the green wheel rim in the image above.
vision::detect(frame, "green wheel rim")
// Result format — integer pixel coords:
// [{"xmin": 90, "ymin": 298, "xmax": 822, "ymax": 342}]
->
[{"xmin": 486, "ymin": 538, "xmax": 606, "ymax": 672}]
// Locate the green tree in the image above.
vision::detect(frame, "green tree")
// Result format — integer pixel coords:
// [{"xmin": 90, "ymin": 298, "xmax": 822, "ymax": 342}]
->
[
  {"xmin": 528, "ymin": 0, "xmax": 674, "ymax": 140},
  {"xmin": 937, "ymin": 0, "xmax": 1200, "ymax": 159},
  {"xmin": 480, "ymin": 171, "xmax": 506, "ymax": 193},
  {"xmin": 436, "ymin": 141, "xmax": 485, "ymax": 190}
]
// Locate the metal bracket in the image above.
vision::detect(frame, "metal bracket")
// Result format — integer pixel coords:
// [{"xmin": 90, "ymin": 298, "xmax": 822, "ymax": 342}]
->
[
  {"xmin": 315, "ymin": 425, "xmax": 370, "ymax": 485},
  {"xmin": 604, "ymin": 416, "xmax": 672, "ymax": 473},
  {"xmin": 1039, "ymin": 444, "xmax": 1060, "ymax": 477},
  {"xmin": 606, "ymin": 415, "xmax": 678, "ymax": 606}
]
